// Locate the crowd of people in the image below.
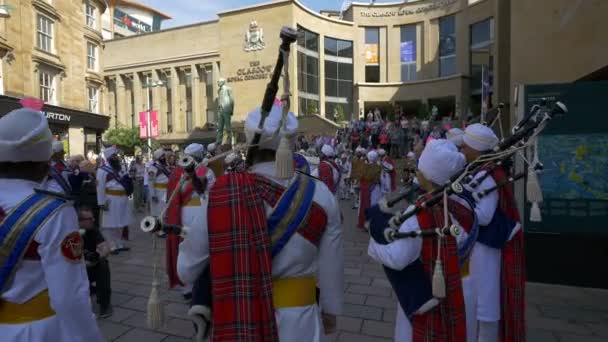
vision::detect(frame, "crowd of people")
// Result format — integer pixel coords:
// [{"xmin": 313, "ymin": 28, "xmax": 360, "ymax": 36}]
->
[{"xmin": 0, "ymin": 101, "xmax": 523, "ymax": 342}]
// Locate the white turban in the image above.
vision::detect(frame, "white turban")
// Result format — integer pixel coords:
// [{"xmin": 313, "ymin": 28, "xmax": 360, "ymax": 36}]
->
[
  {"xmin": 367, "ymin": 150, "xmax": 378, "ymax": 163},
  {"xmin": 52, "ymin": 141, "xmax": 64, "ymax": 153},
  {"xmin": 153, "ymin": 148, "xmax": 165, "ymax": 160},
  {"xmin": 377, "ymin": 148, "xmax": 386, "ymax": 156},
  {"xmin": 446, "ymin": 128, "xmax": 465, "ymax": 147},
  {"xmin": 207, "ymin": 143, "xmax": 216, "ymax": 153},
  {"xmin": 418, "ymin": 139, "xmax": 466, "ymax": 185},
  {"xmin": 103, "ymin": 146, "xmax": 118, "ymax": 159},
  {"xmin": 244, "ymin": 103, "xmax": 298, "ymax": 151},
  {"xmin": 321, "ymin": 144, "xmax": 335, "ymax": 157},
  {"xmin": 185, "ymin": 143, "xmax": 205, "ymax": 159},
  {"xmin": 0, "ymin": 108, "xmax": 53, "ymax": 162},
  {"xmin": 463, "ymin": 124, "xmax": 498, "ymax": 152}
]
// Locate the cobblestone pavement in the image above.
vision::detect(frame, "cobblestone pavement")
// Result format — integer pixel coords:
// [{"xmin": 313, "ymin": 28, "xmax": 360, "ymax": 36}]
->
[{"xmin": 97, "ymin": 201, "xmax": 608, "ymax": 341}]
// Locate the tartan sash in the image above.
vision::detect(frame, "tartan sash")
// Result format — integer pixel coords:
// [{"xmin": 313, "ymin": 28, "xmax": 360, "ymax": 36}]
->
[
  {"xmin": 412, "ymin": 205, "xmax": 467, "ymax": 342},
  {"xmin": 49, "ymin": 166, "xmax": 72, "ymax": 194},
  {"xmin": 482, "ymin": 165, "xmax": 526, "ymax": 342},
  {"xmin": 449, "ymin": 196, "xmax": 479, "ymax": 268},
  {"xmin": 0, "ymin": 193, "xmax": 66, "ymax": 292},
  {"xmin": 267, "ymin": 174, "xmax": 316, "ymax": 257}
]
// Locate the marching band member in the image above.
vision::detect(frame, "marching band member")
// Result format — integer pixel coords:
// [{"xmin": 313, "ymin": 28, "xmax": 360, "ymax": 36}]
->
[
  {"xmin": 97, "ymin": 146, "xmax": 133, "ymax": 253},
  {"xmin": 180, "ymin": 103, "xmax": 343, "ymax": 341},
  {"xmin": 350, "ymin": 147, "xmax": 366, "ymax": 210},
  {"xmin": 166, "ymin": 144, "xmax": 215, "ymax": 300},
  {"xmin": 368, "ymin": 139, "xmax": 468, "ymax": 342},
  {"xmin": 336, "ymin": 152, "xmax": 352, "ymax": 200},
  {"xmin": 447, "ymin": 128, "xmax": 465, "ymax": 148},
  {"xmin": 357, "ymin": 150, "xmax": 382, "ymax": 230},
  {"xmin": 45, "ymin": 141, "xmax": 72, "ymax": 195},
  {"xmin": 0, "ymin": 108, "xmax": 103, "ymax": 341},
  {"xmin": 312, "ymin": 144, "xmax": 341, "ymax": 195},
  {"xmin": 149, "ymin": 148, "xmax": 171, "ymax": 220},
  {"xmin": 460, "ymin": 124, "xmax": 525, "ymax": 342},
  {"xmin": 378, "ymin": 148, "xmax": 396, "ymax": 194}
]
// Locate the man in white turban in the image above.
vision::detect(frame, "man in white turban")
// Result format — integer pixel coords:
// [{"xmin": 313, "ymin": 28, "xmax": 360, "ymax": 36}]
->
[
  {"xmin": 179, "ymin": 102, "xmax": 343, "ymax": 342},
  {"xmin": 0, "ymin": 108, "xmax": 104, "ymax": 341},
  {"xmin": 312, "ymin": 144, "xmax": 341, "ymax": 195},
  {"xmin": 148, "ymin": 148, "xmax": 171, "ymax": 220},
  {"xmin": 368, "ymin": 139, "xmax": 476, "ymax": 342},
  {"xmin": 96, "ymin": 146, "xmax": 133, "ymax": 253},
  {"xmin": 461, "ymin": 124, "xmax": 526, "ymax": 342},
  {"xmin": 44, "ymin": 140, "xmax": 73, "ymax": 194},
  {"xmin": 356, "ymin": 150, "xmax": 382, "ymax": 230},
  {"xmin": 447, "ymin": 128, "xmax": 465, "ymax": 148}
]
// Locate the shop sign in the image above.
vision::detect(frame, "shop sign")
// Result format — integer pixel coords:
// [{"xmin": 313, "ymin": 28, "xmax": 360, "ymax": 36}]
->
[
  {"xmin": 114, "ymin": 8, "xmax": 151, "ymax": 33},
  {"xmin": 227, "ymin": 61, "xmax": 273, "ymax": 83},
  {"xmin": 360, "ymin": 0, "xmax": 458, "ymax": 18},
  {"xmin": 43, "ymin": 111, "xmax": 71, "ymax": 122}
]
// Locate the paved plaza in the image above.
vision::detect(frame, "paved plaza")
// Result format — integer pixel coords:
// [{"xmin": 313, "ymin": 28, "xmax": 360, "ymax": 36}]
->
[{"xmin": 98, "ymin": 201, "xmax": 608, "ymax": 341}]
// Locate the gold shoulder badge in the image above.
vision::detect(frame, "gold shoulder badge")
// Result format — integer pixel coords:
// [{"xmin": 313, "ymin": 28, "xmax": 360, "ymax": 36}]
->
[{"xmin": 61, "ymin": 231, "xmax": 84, "ymax": 262}]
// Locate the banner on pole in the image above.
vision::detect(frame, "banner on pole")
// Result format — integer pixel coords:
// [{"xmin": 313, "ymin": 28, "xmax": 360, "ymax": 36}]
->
[{"xmin": 138, "ymin": 111, "xmax": 159, "ymax": 138}]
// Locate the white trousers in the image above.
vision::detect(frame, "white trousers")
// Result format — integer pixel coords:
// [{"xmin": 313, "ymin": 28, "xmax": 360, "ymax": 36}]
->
[{"xmin": 102, "ymin": 228, "xmax": 125, "ymax": 250}]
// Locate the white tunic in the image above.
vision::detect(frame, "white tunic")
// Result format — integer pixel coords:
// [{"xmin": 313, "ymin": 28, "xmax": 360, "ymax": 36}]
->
[
  {"xmin": 178, "ymin": 162, "xmax": 343, "ymax": 342},
  {"xmin": 149, "ymin": 164, "xmax": 169, "ymax": 217},
  {"xmin": 0, "ymin": 179, "xmax": 104, "ymax": 342},
  {"xmin": 96, "ymin": 167, "xmax": 134, "ymax": 229}
]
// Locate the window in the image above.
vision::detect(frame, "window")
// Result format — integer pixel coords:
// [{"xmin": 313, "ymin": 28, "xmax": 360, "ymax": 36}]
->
[
  {"xmin": 470, "ymin": 18, "xmax": 494, "ymax": 95},
  {"xmin": 324, "ymin": 36, "xmax": 354, "ymax": 121},
  {"xmin": 39, "ymin": 69, "xmax": 54, "ymax": 103},
  {"xmin": 439, "ymin": 16, "xmax": 456, "ymax": 77},
  {"xmin": 365, "ymin": 27, "xmax": 380, "ymax": 82},
  {"xmin": 87, "ymin": 42, "xmax": 97, "ymax": 70},
  {"xmin": 87, "ymin": 86, "xmax": 99, "ymax": 113},
  {"xmin": 85, "ymin": 2, "xmax": 96, "ymax": 28},
  {"xmin": 297, "ymin": 26, "xmax": 320, "ymax": 115},
  {"xmin": 37, "ymin": 15, "xmax": 54, "ymax": 53},
  {"xmin": 400, "ymin": 25, "xmax": 417, "ymax": 82}
]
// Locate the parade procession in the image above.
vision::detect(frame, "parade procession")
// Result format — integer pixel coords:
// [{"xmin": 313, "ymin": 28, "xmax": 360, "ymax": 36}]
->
[{"xmin": 1, "ymin": 0, "xmax": 608, "ymax": 341}]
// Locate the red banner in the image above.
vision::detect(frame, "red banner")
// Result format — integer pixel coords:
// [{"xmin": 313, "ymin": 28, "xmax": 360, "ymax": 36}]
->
[{"xmin": 139, "ymin": 110, "xmax": 159, "ymax": 138}]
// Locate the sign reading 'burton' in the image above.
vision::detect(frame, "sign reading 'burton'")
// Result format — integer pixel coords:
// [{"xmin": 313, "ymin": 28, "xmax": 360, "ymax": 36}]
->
[
  {"xmin": 360, "ymin": 0, "xmax": 458, "ymax": 18},
  {"xmin": 227, "ymin": 61, "xmax": 273, "ymax": 83}
]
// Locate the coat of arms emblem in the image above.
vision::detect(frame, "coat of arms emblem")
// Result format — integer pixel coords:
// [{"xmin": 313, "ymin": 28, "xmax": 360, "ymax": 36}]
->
[{"xmin": 244, "ymin": 20, "xmax": 265, "ymax": 52}]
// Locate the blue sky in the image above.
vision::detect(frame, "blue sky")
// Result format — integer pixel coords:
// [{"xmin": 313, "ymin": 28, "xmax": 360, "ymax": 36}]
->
[{"xmin": 140, "ymin": 0, "xmax": 396, "ymax": 28}]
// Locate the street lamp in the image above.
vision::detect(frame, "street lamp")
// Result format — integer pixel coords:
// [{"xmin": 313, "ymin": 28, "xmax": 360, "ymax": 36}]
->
[{"xmin": 142, "ymin": 79, "xmax": 166, "ymax": 158}]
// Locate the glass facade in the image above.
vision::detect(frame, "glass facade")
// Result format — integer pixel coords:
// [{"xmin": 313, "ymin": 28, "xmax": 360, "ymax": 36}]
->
[
  {"xmin": 470, "ymin": 18, "xmax": 494, "ymax": 95},
  {"xmin": 400, "ymin": 25, "xmax": 417, "ymax": 82},
  {"xmin": 325, "ymin": 36, "xmax": 353, "ymax": 121},
  {"xmin": 297, "ymin": 26, "xmax": 320, "ymax": 115},
  {"xmin": 439, "ymin": 15, "xmax": 456, "ymax": 77},
  {"xmin": 365, "ymin": 27, "xmax": 380, "ymax": 83}
]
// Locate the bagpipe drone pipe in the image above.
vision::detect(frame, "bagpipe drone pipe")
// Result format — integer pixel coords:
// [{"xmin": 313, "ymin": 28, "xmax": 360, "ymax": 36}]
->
[{"xmin": 365, "ymin": 99, "xmax": 566, "ymax": 317}]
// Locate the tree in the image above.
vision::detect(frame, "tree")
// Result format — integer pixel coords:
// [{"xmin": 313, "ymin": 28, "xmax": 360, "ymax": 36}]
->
[
  {"xmin": 104, "ymin": 127, "xmax": 157, "ymax": 156},
  {"xmin": 307, "ymin": 102, "xmax": 318, "ymax": 115},
  {"xmin": 335, "ymin": 104, "xmax": 346, "ymax": 122}
]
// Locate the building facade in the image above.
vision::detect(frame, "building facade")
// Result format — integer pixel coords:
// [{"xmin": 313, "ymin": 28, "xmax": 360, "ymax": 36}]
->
[
  {"xmin": 102, "ymin": 0, "xmax": 171, "ymax": 40},
  {"xmin": 102, "ymin": 0, "xmax": 608, "ymax": 145},
  {"xmin": 0, "ymin": 0, "xmax": 110, "ymax": 156}
]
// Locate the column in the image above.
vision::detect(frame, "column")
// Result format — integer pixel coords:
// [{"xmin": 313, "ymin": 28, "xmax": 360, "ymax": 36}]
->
[
  {"xmin": 379, "ymin": 26, "xmax": 388, "ymax": 83},
  {"xmin": 318, "ymin": 34, "xmax": 326, "ymax": 117},
  {"xmin": 151, "ymin": 70, "xmax": 162, "ymax": 127},
  {"xmin": 116, "ymin": 75, "xmax": 127, "ymax": 126},
  {"xmin": 199, "ymin": 66, "xmax": 208, "ymax": 126},
  {"xmin": 191, "ymin": 64, "xmax": 203, "ymax": 128},
  {"xmin": 132, "ymin": 73, "xmax": 144, "ymax": 121},
  {"xmin": 170, "ymin": 67, "xmax": 182, "ymax": 133}
]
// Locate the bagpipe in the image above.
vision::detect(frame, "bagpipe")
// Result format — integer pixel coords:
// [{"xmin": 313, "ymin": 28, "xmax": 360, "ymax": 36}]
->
[
  {"xmin": 365, "ymin": 99, "xmax": 566, "ymax": 318},
  {"xmin": 137, "ymin": 26, "xmax": 299, "ymax": 340}
]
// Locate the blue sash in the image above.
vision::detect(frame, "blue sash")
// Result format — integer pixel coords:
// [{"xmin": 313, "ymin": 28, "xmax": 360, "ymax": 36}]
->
[
  {"xmin": 267, "ymin": 174, "xmax": 316, "ymax": 257},
  {"xmin": 293, "ymin": 153, "xmax": 311, "ymax": 174},
  {"xmin": 461, "ymin": 190, "xmax": 517, "ymax": 249},
  {"xmin": 0, "ymin": 193, "xmax": 66, "ymax": 291},
  {"xmin": 102, "ymin": 165, "xmax": 133, "ymax": 195},
  {"xmin": 49, "ymin": 167, "xmax": 72, "ymax": 194}
]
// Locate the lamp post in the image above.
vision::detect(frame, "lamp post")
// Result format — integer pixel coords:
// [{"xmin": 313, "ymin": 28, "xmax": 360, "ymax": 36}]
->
[{"xmin": 142, "ymin": 79, "xmax": 166, "ymax": 158}]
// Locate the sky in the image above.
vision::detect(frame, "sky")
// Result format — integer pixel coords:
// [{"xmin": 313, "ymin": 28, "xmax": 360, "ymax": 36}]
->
[{"xmin": 140, "ymin": 0, "xmax": 398, "ymax": 28}]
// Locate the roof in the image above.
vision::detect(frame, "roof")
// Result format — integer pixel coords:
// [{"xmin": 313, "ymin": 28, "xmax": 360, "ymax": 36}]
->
[{"xmin": 111, "ymin": 0, "xmax": 172, "ymax": 19}]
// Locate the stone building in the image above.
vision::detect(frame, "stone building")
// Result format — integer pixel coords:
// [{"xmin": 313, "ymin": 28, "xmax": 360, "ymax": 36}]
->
[
  {"xmin": 102, "ymin": 0, "xmax": 171, "ymax": 40},
  {"xmin": 0, "ymin": 0, "xmax": 110, "ymax": 156},
  {"xmin": 102, "ymin": 0, "xmax": 608, "ymax": 146}
]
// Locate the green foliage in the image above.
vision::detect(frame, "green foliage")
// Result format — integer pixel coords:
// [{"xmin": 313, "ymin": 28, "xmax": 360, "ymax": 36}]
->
[
  {"xmin": 335, "ymin": 104, "xmax": 346, "ymax": 122},
  {"xmin": 307, "ymin": 102, "xmax": 318, "ymax": 115},
  {"xmin": 104, "ymin": 127, "xmax": 158, "ymax": 156}
]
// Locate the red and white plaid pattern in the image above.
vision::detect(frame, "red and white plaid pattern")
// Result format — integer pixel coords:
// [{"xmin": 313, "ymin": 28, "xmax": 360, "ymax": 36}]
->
[
  {"xmin": 486, "ymin": 165, "xmax": 526, "ymax": 342},
  {"xmin": 412, "ymin": 202, "xmax": 467, "ymax": 342}
]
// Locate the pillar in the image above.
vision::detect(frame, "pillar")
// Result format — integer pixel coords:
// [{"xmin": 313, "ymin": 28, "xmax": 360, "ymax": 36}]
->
[
  {"xmin": 191, "ymin": 64, "xmax": 203, "ymax": 128},
  {"xmin": 318, "ymin": 34, "xmax": 326, "ymax": 117},
  {"xmin": 116, "ymin": 75, "xmax": 127, "ymax": 127}
]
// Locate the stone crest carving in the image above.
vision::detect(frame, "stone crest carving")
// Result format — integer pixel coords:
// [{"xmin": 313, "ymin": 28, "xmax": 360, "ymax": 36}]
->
[{"xmin": 244, "ymin": 20, "xmax": 265, "ymax": 52}]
